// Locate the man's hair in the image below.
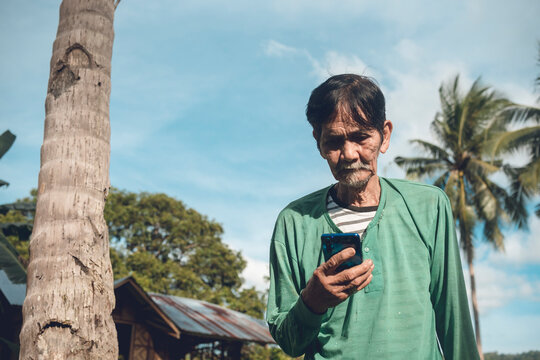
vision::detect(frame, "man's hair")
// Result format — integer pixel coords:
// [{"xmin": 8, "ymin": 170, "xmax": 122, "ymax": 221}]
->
[{"xmin": 306, "ymin": 74, "xmax": 386, "ymax": 146}]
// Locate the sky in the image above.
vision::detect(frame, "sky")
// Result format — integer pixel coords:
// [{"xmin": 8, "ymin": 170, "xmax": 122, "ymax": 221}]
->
[{"xmin": 1, "ymin": 0, "xmax": 539, "ymax": 354}]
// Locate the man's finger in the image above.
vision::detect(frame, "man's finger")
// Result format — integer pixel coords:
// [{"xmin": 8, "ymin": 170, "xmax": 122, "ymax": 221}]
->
[
  {"xmin": 333, "ymin": 259, "xmax": 373, "ymax": 284},
  {"xmin": 356, "ymin": 274, "xmax": 373, "ymax": 291},
  {"xmin": 336, "ymin": 263, "xmax": 374, "ymax": 292},
  {"xmin": 334, "ymin": 271, "xmax": 373, "ymax": 296},
  {"xmin": 321, "ymin": 247, "xmax": 356, "ymax": 273}
]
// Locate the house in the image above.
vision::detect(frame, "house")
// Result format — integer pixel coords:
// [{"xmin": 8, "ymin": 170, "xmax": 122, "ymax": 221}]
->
[
  {"xmin": 0, "ymin": 249, "xmax": 275, "ymax": 359},
  {"xmin": 113, "ymin": 276, "xmax": 275, "ymax": 359}
]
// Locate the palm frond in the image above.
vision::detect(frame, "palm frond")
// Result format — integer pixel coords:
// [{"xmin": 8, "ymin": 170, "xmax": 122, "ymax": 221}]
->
[
  {"xmin": 433, "ymin": 172, "xmax": 449, "ymax": 190},
  {"xmin": 517, "ymin": 158, "xmax": 540, "ymax": 195},
  {"xmin": 459, "ymin": 83, "xmax": 510, "ymax": 147},
  {"xmin": 439, "ymin": 76, "xmax": 464, "ymax": 140},
  {"xmin": 465, "ymin": 157, "xmax": 501, "ymax": 177},
  {"xmin": 409, "ymin": 139, "xmax": 451, "ymax": 163},
  {"xmin": 471, "ymin": 169, "xmax": 528, "ymax": 230},
  {"xmin": 502, "ymin": 164, "xmax": 534, "ymax": 203},
  {"xmin": 0, "ymin": 130, "xmax": 16, "ymax": 160},
  {"xmin": 431, "ymin": 116, "xmax": 458, "ymax": 152},
  {"xmin": 469, "ymin": 178, "xmax": 499, "ymax": 222},
  {"xmin": 464, "ymin": 173, "xmax": 510, "ymax": 250},
  {"xmin": 394, "ymin": 157, "xmax": 447, "ymax": 179},
  {"xmin": 0, "ymin": 233, "xmax": 27, "ymax": 284},
  {"xmin": 444, "ymin": 170, "xmax": 460, "ymax": 215},
  {"xmin": 499, "ymin": 104, "xmax": 540, "ymax": 125},
  {"xmin": 485, "ymin": 125, "xmax": 540, "ymax": 157},
  {"xmin": 483, "ymin": 217, "xmax": 504, "ymax": 250}
]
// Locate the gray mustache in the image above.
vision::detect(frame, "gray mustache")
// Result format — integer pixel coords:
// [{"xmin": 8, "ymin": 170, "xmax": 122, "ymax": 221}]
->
[{"xmin": 337, "ymin": 162, "xmax": 371, "ymax": 172}]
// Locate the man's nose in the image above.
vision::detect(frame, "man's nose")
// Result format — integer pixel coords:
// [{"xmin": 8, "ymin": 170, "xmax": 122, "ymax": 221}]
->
[{"xmin": 341, "ymin": 140, "xmax": 359, "ymax": 161}]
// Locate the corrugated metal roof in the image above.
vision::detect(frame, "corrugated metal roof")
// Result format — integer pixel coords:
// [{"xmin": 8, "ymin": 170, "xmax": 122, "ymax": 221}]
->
[{"xmin": 150, "ymin": 293, "xmax": 275, "ymax": 345}]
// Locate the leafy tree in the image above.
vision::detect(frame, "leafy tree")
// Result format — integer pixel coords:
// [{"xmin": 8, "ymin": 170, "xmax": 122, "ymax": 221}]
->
[
  {"xmin": 104, "ymin": 188, "xmax": 266, "ymax": 317},
  {"xmin": 7, "ymin": 188, "xmax": 267, "ymax": 318},
  {"xmin": 394, "ymin": 75, "xmax": 528, "ymax": 359}
]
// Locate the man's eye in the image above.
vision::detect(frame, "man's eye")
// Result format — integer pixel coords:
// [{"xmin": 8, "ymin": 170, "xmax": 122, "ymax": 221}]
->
[
  {"xmin": 323, "ymin": 139, "xmax": 341, "ymax": 148},
  {"xmin": 351, "ymin": 134, "xmax": 369, "ymax": 143}
]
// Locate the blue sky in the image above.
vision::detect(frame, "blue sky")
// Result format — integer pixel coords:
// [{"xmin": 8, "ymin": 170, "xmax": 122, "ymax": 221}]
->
[{"xmin": 1, "ymin": 0, "xmax": 539, "ymax": 354}]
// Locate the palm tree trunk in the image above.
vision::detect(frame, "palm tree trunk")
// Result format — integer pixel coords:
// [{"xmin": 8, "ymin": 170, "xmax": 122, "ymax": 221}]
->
[
  {"xmin": 19, "ymin": 0, "xmax": 119, "ymax": 358},
  {"xmin": 467, "ymin": 246, "xmax": 484, "ymax": 360}
]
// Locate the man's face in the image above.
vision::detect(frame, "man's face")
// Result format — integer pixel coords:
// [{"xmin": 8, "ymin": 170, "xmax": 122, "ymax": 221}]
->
[{"xmin": 317, "ymin": 116, "xmax": 392, "ymax": 189}]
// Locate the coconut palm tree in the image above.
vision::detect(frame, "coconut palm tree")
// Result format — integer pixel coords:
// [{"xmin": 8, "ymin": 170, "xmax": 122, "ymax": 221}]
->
[
  {"xmin": 394, "ymin": 75, "xmax": 528, "ymax": 360},
  {"xmin": 19, "ymin": 0, "xmax": 121, "ymax": 358}
]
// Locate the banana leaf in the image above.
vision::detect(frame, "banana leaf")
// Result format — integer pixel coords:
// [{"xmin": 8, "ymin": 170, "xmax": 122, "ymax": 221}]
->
[
  {"xmin": 0, "ymin": 232, "xmax": 26, "ymax": 284},
  {"xmin": 0, "ymin": 130, "xmax": 16, "ymax": 160}
]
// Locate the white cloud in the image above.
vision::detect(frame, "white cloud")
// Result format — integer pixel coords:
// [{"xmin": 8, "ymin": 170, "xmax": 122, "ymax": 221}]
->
[
  {"xmin": 263, "ymin": 40, "xmax": 376, "ymax": 82},
  {"xmin": 466, "ymin": 261, "xmax": 540, "ymax": 313},
  {"xmin": 309, "ymin": 51, "xmax": 377, "ymax": 82},
  {"xmin": 394, "ymin": 38, "xmax": 422, "ymax": 63},
  {"xmin": 486, "ymin": 216, "xmax": 540, "ymax": 265},
  {"xmin": 497, "ymin": 81, "xmax": 538, "ymax": 107},
  {"xmin": 242, "ymin": 256, "xmax": 269, "ymax": 292},
  {"xmin": 263, "ymin": 40, "xmax": 300, "ymax": 58},
  {"xmin": 462, "ymin": 219, "xmax": 540, "ymax": 315}
]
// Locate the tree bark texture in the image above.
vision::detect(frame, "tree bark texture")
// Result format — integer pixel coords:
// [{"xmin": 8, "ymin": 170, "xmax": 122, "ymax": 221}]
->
[
  {"xmin": 20, "ymin": 0, "xmax": 118, "ymax": 358},
  {"xmin": 467, "ymin": 247, "xmax": 484, "ymax": 360}
]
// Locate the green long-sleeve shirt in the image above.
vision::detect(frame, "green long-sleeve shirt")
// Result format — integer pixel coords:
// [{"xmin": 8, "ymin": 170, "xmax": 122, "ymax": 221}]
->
[{"xmin": 266, "ymin": 178, "xmax": 479, "ymax": 359}]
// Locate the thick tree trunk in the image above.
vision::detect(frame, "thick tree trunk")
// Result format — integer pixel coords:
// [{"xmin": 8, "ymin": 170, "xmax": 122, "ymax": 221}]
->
[
  {"xmin": 467, "ymin": 247, "xmax": 484, "ymax": 360},
  {"xmin": 20, "ymin": 0, "xmax": 118, "ymax": 358}
]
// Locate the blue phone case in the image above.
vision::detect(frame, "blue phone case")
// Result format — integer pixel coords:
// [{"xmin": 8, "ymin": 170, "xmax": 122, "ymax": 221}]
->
[{"xmin": 321, "ymin": 233, "xmax": 363, "ymax": 272}]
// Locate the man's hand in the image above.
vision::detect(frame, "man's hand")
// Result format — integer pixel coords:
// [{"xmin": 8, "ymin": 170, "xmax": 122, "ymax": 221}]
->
[{"xmin": 301, "ymin": 247, "xmax": 374, "ymax": 314}]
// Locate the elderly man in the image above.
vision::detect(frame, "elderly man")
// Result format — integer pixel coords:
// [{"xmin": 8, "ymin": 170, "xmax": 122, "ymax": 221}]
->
[{"xmin": 266, "ymin": 74, "xmax": 480, "ymax": 359}]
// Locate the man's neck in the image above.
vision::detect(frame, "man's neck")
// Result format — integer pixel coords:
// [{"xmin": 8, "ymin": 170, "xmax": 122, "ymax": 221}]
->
[{"xmin": 334, "ymin": 176, "xmax": 381, "ymax": 208}]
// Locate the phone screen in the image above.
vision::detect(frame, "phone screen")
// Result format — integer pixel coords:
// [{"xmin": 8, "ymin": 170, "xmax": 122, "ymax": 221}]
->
[{"xmin": 321, "ymin": 233, "xmax": 363, "ymax": 272}]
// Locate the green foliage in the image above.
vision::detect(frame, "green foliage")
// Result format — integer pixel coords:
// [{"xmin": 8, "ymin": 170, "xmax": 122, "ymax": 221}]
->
[
  {"xmin": 0, "ymin": 130, "xmax": 16, "ymax": 188},
  {"xmin": 0, "ymin": 192, "xmax": 36, "ymax": 268},
  {"xmin": 485, "ymin": 351, "xmax": 540, "ymax": 360},
  {"xmin": 2, "ymin": 188, "xmax": 266, "ymax": 320},
  {"xmin": 227, "ymin": 287, "xmax": 267, "ymax": 319},
  {"xmin": 104, "ymin": 188, "xmax": 266, "ymax": 318},
  {"xmin": 0, "ymin": 211, "xmax": 31, "ymax": 268},
  {"xmin": 0, "ymin": 232, "xmax": 26, "ymax": 284}
]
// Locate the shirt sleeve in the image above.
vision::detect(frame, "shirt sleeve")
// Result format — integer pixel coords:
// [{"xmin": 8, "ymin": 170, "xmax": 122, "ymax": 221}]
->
[
  {"xmin": 266, "ymin": 212, "xmax": 324, "ymax": 357},
  {"xmin": 429, "ymin": 192, "xmax": 481, "ymax": 360}
]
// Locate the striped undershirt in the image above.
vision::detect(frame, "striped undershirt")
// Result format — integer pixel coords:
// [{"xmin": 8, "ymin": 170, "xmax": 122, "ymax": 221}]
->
[{"xmin": 327, "ymin": 186, "xmax": 378, "ymax": 236}]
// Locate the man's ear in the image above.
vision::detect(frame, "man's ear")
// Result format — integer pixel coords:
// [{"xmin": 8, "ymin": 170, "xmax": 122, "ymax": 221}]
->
[{"xmin": 379, "ymin": 120, "xmax": 393, "ymax": 154}]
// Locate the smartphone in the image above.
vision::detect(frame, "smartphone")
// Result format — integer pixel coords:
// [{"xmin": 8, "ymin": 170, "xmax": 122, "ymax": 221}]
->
[{"xmin": 321, "ymin": 233, "xmax": 363, "ymax": 272}]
